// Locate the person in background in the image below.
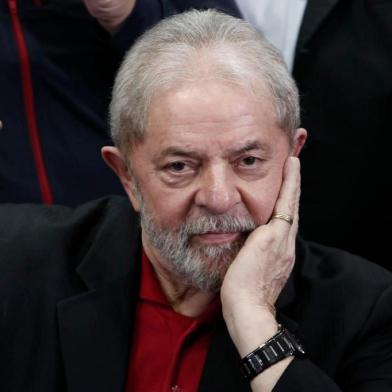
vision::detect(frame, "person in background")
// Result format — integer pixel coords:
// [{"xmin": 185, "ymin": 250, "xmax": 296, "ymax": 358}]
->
[
  {"xmin": 0, "ymin": 0, "xmax": 161, "ymax": 205},
  {"xmin": 1, "ymin": 10, "xmax": 391, "ymax": 392}
]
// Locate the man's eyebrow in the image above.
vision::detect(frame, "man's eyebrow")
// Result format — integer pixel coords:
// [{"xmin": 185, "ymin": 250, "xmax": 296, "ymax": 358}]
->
[
  {"xmin": 155, "ymin": 141, "xmax": 271, "ymax": 161},
  {"xmin": 228, "ymin": 141, "xmax": 272, "ymax": 156},
  {"xmin": 156, "ymin": 147, "xmax": 203, "ymax": 160}
]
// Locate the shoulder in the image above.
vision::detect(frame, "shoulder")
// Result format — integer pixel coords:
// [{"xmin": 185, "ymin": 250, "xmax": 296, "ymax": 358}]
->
[
  {"xmin": 294, "ymin": 238, "xmax": 392, "ymax": 325},
  {"xmin": 0, "ymin": 196, "xmax": 137, "ymax": 275},
  {"xmin": 0, "ymin": 195, "xmax": 133, "ymax": 235},
  {"xmin": 296, "ymin": 238, "xmax": 392, "ymax": 291}
]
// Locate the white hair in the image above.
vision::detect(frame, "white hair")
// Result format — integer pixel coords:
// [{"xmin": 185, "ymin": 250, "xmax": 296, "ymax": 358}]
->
[{"xmin": 110, "ymin": 9, "xmax": 300, "ymax": 156}]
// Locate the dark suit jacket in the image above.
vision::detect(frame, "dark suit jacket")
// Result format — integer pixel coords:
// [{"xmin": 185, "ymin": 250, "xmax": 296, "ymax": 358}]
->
[{"xmin": 1, "ymin": 196, "xmax": 392, "ymax": 391}]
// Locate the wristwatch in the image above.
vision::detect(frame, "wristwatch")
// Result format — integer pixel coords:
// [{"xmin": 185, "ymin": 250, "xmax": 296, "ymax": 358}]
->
[{"xmin": 240, "ymin": 325, "xmax": 305, "ymax": 381}]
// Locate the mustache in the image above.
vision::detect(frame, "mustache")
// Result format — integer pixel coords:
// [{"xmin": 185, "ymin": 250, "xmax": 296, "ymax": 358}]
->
[{"xmin": 179, "ymin": 214, "xmax": 257, "ymax": 236}]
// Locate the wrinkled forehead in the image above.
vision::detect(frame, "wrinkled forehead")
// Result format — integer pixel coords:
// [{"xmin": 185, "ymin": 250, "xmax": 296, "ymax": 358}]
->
[
  {"xmin": 127, "ymin": 80, "xmax": 288, "ymax": 165},
  {"xmin": 145, "ymin": 79, "xmax": 277, "ymax": 132}
]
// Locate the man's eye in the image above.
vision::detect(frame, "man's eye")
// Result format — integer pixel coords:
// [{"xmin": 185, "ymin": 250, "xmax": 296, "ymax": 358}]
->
[
  {"xmin": 168, "ymin": 161, "xmax": 187, "ymax": 172},
  {"xmin": 242, "ymin": 156, "xmax": 257, "ymax": 166}
]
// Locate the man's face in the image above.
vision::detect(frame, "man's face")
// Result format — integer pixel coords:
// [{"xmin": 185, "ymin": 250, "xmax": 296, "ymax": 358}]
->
[{"xmin": 116, "ymin": 80, "xmax": 304, "ymax": 291}]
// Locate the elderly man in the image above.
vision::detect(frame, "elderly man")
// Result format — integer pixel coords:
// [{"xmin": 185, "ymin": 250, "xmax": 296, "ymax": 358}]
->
[{"xmin": 1, "ymin": 10, "xmax": 391, "ymax": 392}]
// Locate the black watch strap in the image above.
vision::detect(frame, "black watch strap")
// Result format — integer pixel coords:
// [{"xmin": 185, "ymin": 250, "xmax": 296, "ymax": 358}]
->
[{"xmin": 240, "ymin": 325, "xmax": 305, "ymax": 381}]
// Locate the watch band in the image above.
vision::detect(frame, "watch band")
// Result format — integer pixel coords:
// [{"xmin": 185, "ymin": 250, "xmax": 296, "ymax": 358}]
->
[{"xmin": 240, "ymin": 325, "xmax": 305, "ymax": 381}]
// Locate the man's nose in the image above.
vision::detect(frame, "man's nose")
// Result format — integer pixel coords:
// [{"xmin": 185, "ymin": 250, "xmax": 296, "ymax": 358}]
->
[{"xmin": 194, "ymin": 165, "xmax": 241, "ymax": 214}]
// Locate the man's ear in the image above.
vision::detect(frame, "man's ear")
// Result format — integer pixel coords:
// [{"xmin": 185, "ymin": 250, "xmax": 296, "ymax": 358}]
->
[
  {"xmin": 101, "ymin": 146, "xmax": 141, "ymax": 211},
  {"xmin": 291, "ymin": 128, "xmax": 308, "ymax": 157}
]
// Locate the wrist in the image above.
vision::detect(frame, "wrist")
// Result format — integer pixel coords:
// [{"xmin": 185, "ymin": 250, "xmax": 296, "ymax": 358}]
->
[
  {"xmin": 240, "ymin": 325, "xmax": 305, "ymax": 384},
  {"xmin": 223, "ymin": 306, "xmax": 279, "ymax": 357}
]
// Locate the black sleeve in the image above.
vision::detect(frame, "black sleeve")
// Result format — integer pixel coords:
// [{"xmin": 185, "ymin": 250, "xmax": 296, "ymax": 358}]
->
[{"xmin": 273, "ymin": 286, "xmax": 392, "ymax": 391}]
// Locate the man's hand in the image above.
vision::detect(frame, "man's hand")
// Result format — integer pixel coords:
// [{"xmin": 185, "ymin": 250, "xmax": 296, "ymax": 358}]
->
[
  {"xmin": 84, "ymin": 0, "xmax": 136, "ymax": 33},
  {"xmin": 221, "ymin": 157, "xmax": 301, "ymax": 391}
]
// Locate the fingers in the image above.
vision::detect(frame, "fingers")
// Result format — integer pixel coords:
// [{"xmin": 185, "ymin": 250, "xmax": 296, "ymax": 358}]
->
[
  {"xmin": 222, "ymin": 157, "xmax": 301, "ymax": 311},
  {"xmin": 270, "ymin": 157, "xmax": 301, "ymax": 236}
]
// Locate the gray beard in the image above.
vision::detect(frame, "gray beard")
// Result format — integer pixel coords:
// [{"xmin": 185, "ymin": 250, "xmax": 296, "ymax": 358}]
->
[{"xmin": 138, "ymin": 198, "xmax": 257, "ymax": 293}]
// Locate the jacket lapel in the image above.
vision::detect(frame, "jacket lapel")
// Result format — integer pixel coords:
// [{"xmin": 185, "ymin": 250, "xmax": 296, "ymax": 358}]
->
[
  {"xmin": 57, "ymin": 197, "xmax": 141, "ymax": 392},
  {"xmin": 199, "ymin": 318, "xmax": 251, "ymax": 392},
  {"xmin": 295, "ymin": 0, "xmax": 341, "ymax": 54},
  {"xmin": 57, "ymin": 273, "xmax": 139, "ymax": 392}
]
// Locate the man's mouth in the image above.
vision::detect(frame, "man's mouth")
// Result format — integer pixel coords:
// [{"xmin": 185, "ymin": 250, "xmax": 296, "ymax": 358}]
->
[{"xmin": 192, "ymin": 231, "xmax": 241, "ymax": 245}]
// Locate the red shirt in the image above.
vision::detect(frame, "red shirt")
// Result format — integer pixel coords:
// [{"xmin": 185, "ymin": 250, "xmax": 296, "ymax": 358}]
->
[{"xmin": 126, "ymin": 251, "xmax": 221, "ymax": 392}]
